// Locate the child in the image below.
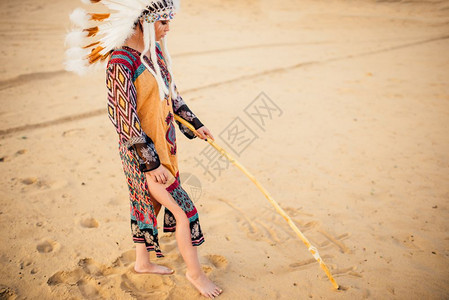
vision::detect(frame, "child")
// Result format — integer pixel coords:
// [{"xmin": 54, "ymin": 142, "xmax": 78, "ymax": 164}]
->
[{"xmin": 65, "ymin": 1, "xmax": 222, "ymax": 298}]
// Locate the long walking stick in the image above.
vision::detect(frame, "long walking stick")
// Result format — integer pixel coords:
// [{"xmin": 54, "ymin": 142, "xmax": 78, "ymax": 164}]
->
[{"xmin": 174, "ymin": 114, "xmax": 339, "ymax": 289}]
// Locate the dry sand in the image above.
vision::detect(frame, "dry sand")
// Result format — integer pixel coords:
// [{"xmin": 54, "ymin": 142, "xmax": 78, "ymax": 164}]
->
[{"xmin": 1, "ymin": 0, "xmax": 449, "ymax": 299}]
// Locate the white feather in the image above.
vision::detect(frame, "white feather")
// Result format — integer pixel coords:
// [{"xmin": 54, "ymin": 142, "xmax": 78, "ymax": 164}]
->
[
  {"xmin": 173, "ymin": 0, "xmax": 181, "ymax": 12},
  {"xmin": 64, "ymin": 56, "xmax": 108, "ymax": 76},
  {"xmin": 142, "ymin": 22, "xmax": 167, "ymax": 101},
  {"xmin": 93, "ymin": 0, "xmax": 146, "ymax": 54},
  {"xmin": 65, "ymin": 30, "xmax": 87, "ymax": 47},
  {"xmin": 64, "ymin": 58, "xmax": 89, "ymax": 76},
  {"xmin": 90, "ymin": 59, "xmax": 108, "ymax": 72},
  {"xmin": 98, "ymin": 19, "xmax": 137, "ymax": 54},
  {"xmin": 70, "ymin": 8, "xmax": 90, "ymax": 28},
  {"xmin": 160, "ymin": 37, "xmax": 177, "ymax": 98},
  {"xmin": 102, "ymin": 0, "xmax": 146, "ymax": 14},
  {"xmin": 65, "ymin": 0, "xmax": 180, "ymax": 77},
  {"xmin": 65, "ymin": 47, "xmax": 90, "ymax": 60}
]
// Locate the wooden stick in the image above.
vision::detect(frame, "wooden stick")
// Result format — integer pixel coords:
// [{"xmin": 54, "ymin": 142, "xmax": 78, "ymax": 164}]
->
[{"xmin": 174, "ymin": 114, "xmax": 339, "ymax": 289}]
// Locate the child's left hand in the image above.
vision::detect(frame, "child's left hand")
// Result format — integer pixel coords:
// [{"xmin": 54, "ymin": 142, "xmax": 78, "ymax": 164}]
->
[{"xmin": 195, "ymin": 126, "xmax": 215, "ymax": 141}]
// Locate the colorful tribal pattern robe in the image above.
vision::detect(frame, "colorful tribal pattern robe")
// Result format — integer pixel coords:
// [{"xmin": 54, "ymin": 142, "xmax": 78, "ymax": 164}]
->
[{"xmin": 106, "ymin": 45, "xmax": 205, "ymax": 257}]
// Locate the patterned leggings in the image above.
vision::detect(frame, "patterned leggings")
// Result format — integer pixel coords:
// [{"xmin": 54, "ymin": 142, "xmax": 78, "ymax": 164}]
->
[{"xmin": 119, "ymin": 142, "xmax": 204, "ymax": 258}]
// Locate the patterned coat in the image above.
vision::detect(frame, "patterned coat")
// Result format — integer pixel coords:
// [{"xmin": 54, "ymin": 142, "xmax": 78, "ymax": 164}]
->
[{"xmin": 106, "ymin": 44, "xmax": 205, "ymax": 257}]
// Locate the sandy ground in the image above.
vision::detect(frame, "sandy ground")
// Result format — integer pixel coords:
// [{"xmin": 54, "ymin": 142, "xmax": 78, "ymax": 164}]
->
[{"xmin": 1, "ymin": 0, "xmax": 449, "ymax": 299}]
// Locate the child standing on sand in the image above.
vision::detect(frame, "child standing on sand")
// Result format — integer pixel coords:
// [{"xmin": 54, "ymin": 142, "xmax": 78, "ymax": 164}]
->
[{"xmin": 65, "ymin": 0, "xmax": 222, "ymax": 298}]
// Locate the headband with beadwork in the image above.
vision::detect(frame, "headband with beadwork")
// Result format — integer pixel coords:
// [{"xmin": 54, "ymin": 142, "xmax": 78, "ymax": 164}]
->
[
  {"xmin": 65, "ymin": 0, "xmax": 178, "ymax": 69},
  {"xmin": 64, "ymin": 0, "xmax": 180, "ymax": 102}
]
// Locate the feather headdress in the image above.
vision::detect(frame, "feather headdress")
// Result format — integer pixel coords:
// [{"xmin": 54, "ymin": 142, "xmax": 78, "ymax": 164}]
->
[{"xmin": 65, "ymin": 0, "xmax": 180, "ymax": 101}]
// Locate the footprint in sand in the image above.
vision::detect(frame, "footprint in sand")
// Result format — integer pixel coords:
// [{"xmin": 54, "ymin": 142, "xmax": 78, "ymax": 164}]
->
[
  {"xmin": 106, "ymin": 196, "xmax": 122, "ymax": 207},
  {"xmin": 122, "ymin": 269, "xmax": 174, "ymax": 298},
  {"xmin": 77, "ymin": 277, "xmax": 105, "ymax": 299},
  {"xmin": 16, "ymin": 149, "xmax": 27, "ymax": 156},
  {"xmin": 78, "ymin": 258, "xmax": 103, "ymax": 276},
  {"xmin": 160, "ymin": 237, "xmax": 177, "ymax": 253},
  {"xmin": 19, "ymin": 258, "xmax": 33, "ymax": 269},
  {"xmin": 112, "ymin": 249, "xmax": 135, "ymax": 267},
  {"xmin": 205, "ymin": 254, "xmax": 228, "ymax": 269},
  {"xmin": 20, "ymin": 177, "xmax": 68, "ymax": 193},
  {"xmin": 0, "ymin": 149, "xmax": 28, "ymax": 162},
  {"xmin": 48, "ymin": 251, "xmax": 174, "ymax": 299},
  {"xmin": 21, "ymin": 177, "xmax": 38, "ymax": 185},
  {"xmin": 62, "ymin": 128, "xmax": 85, "ymax": 137},
  {"xmin": 198, "ymin": 254, "xmax": 228, "ymax": 275},
  {"xmin": 47, "ymin": 268, "xmax": 85, "ymax": 286},
  {"xmin": 36, "ymin": 238, "xmax": 60, "ymax": 253},
  {"xmin": 80, "ymin": 217, "xmax": 99, "ymax": 228},
  {"xmin": 0, "ymin": 156, "xmax": 10, "ymax": 162},
  {"xmin": 0, "ymin": 285, "xmax": 17, "ymax": 299}
]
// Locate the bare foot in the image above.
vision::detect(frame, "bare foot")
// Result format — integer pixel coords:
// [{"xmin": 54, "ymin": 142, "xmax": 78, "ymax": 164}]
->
[
  {"xmin": 186, "ymin": 271, "xmax": 223, "ymax": 298},
  {"xmin": 133, "ymin": 262, "xmax": 174, "ymax": 275}
]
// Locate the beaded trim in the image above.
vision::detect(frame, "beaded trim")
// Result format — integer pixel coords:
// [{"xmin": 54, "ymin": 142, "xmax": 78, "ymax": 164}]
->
[{"xmin": 143, "ymin": 10, "xmax": 175, "ymax": 23}]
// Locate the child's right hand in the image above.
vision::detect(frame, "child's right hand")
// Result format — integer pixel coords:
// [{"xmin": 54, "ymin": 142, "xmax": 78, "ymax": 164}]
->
[{"xmin": 146, "ymin": 164, "xmax": 171, "ymax": 184}]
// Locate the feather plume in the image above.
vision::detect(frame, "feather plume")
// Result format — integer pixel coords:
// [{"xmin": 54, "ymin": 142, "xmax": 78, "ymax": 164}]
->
[
  {"xmin": 84, "ymin": 26, "xmax": 99, "ymax": 37},
  {"xmin": 97, "ymin": 19, "xmax": 137, "ymax": 55},
  {"xmin": 88, "ymin": 46, "xmax": 105, "ymax": 64},
  {"xmin": 65, "ymin": 30, "xmax": 86, "ymax": 47},
  {"xmin": 90, "ymin": 45, "xmax": 104, "ymax": 56},
  {"xmin": 70, "ymin": 8, "xmax": 90, "ymax": 28},
  {"xmin": 101, "ymin": 51, "xmax": 113, "ymax": 61},
  {"xmin": 65, "ymin": 0, "xmax": 181, "ymax": 76},
  {"xmin": 101, "ymin": 0, "xmax": 146, "ymax": 11},
  {"xmin": 173, "ymin": 0, "xmax": 181, "ymax": 12},
  {"xmin": 83, "ymin": 41, "xmax": 100, "ymax": 49},
  {"xmin": 64, "ymin": 58, "xmax": 90, "ymax": 75},
  {"xmin": 64, "ymin": 47, "xmax": 90, "ymax": 75},
  {"xmin": 89, "ymin": 53, "xmax": 103, "ymax": 64},
  {"xmin": 89, "ymin": 13, "xmax": 110, "ymax": 21},
  {"xmin": 65, "ymin": 47, "xmax": 90, "ymax": 60}
]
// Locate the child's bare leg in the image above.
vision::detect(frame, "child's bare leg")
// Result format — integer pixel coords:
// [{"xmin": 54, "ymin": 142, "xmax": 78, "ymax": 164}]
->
[
  {"xmin": 134, "ymin": 243, "xmax": 174, "ymax": 274},
  {"xmin": 151, "ymin": 197, "xmax": 162, "ymax": 216},
  {"xmin": 146, "ymin": 175, "xmax": 223, "ymax": 298},
  {"xmin": 134, "ymin": 198, "xmax": 171, "ymax": 275},
  {"xmin": 133, "ymin": 185, "xmax": 172, "ymax": 274}
]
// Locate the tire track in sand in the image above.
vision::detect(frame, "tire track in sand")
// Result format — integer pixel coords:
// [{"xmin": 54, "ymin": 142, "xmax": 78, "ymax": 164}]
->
[{"xmin": 1, "ymin": 34, "xmax": 447, "ymax": 137}]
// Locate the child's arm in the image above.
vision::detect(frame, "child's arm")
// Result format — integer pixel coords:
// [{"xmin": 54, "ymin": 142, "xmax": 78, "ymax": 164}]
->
[
  {"xmin": 107, "ymin": 63, "xmax": 161, "ymax": 172},
  {"xmin": 171, "ymin": 84, "xmax": 205, "ymax": 139}
]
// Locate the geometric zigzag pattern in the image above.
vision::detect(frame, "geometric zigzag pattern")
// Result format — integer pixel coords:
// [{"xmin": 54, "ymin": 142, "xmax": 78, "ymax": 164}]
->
[
  {"xmin": 106, "ymin": 46, "xmax": 207, "ymax": 255},
  {"xmin": 107, "ymin": 63, "xmax": 144, "ymax": 148},
  {"xmin": 119, "ymin": 141, "xmax": 205, "ymax": 257}
]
